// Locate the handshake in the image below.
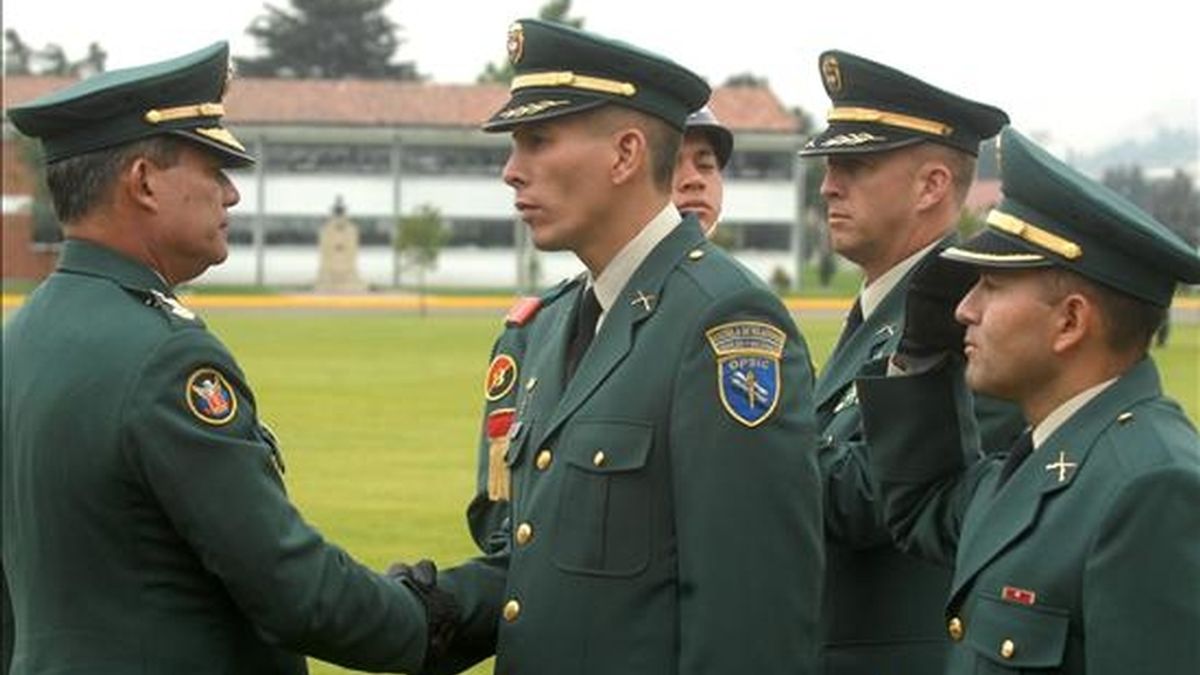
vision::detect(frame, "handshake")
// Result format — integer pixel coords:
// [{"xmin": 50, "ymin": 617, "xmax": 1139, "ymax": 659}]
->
[{"xmin": 388, "ymin": 560, "xmax": 460, "ymax": 666}]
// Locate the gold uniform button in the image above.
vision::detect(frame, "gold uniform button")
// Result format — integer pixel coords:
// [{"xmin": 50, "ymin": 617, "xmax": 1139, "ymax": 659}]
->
[
  {"xmin": 535, "ymin": 450, "xmax": 553, "ymax": 471},
  {"xmin": 688, "ymin": 248, "xmax": 705, "ymax": 260},
  {"xmin": 516, "ymin": 522, "xmax": 534, "ymax": 545},
  {"xmin": 947, "ymin": 617, "xmax": 964, "ymax": 641},
  {"xmin": 592, "ymin": 450, "xmax": 606, "ymax": 467},
  {"xmin": 503, "ymin": 599, "xmax": 521, "ymax": 622},
  {"xmin": 1000, "ymin": 639, "xmax": 1015, "ymax": 659}
]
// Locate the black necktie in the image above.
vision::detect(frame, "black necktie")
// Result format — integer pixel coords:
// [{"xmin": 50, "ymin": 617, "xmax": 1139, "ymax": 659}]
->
[
  {"xmin": 565, "ymin": 286, "xmax": 601, "ymax": 382},
  {"xmin": 833, "ymin": 297, "xmax": 864, "ymax": 354},
  {"xmin": 996, "ymin": 430, "xmax": 1034, "ymax": 489}
]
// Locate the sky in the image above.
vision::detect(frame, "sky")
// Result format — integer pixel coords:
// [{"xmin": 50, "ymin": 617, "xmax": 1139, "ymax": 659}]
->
[{"xmin": 4, "ymin": 0, "xmax": 1198, "ymax": 157}]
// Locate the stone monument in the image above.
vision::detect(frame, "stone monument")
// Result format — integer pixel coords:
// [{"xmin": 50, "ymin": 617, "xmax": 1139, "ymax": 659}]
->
[{"xmin": 315, "ymin": 196, "xmax": 367, "ymax": 292}]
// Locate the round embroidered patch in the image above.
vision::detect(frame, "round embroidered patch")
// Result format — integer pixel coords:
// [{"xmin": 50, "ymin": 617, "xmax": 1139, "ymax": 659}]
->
[
  {"xmin": 484, "ymin": 354, "xmax": 519, "ymax": 401},
  {"xmin": 185, "ymin": 367, "xmax": 238, "ymax": 425}
]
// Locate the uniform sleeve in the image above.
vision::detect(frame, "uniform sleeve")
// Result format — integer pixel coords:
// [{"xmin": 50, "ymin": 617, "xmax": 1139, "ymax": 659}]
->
[
  {"xmin": 1083, "ymin": 464, "xmax": 1200, "ymax": 674},
  {"xmin": 857, "ymin": 360, "xmax": 990, "ymax": 567},
  {"xmin": 669, "ymin": 287, "xmax": 823, "ymax": 675},
  {"xmin": 121, "ymin": 329, "xmax": 428, "ymax": 672},
  {"xmin": 821, "ymin": 387, "xmax": 1017, "ymax": 550}
]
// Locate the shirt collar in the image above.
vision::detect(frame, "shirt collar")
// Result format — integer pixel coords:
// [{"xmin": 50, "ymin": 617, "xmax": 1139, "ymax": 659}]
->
[
  {"xmin": 56, "ymin": 238, "xmax": 171, "ymax": 293},
  {"xmin": 860, "ymin": 239, "xmax": 943, "ymax": 320},
  {"xmin": 591, "ymin": 202, "xmax": 680, "ymax": 324},
  {"xmin": 1033, "ymin": 377, "xmax": 1119, "ymax": 448}
]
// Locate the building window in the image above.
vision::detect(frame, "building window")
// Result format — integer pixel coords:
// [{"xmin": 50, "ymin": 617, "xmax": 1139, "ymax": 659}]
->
[
  {"xmin": 264, "ymin": 144, "xmax": 393, "ymax": 174},
  {"xmin": 726, "ymin": 151, "xmax": 794, "ymax": 180},
  {"xmin": 228, "ymin": 215, "xmax": 515, "ymax": 247}
]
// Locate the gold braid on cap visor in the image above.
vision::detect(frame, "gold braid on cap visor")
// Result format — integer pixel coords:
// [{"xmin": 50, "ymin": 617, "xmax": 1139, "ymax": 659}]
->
[
  {"xmin": 144, "ymin": 102, "xmax": 225, "ymax": 124},
  {"xmin": 511, "ymin": 71, "xmax": 637, "ymax": 97},
  {"xmin": 827, "ymin": 106, "xmax": 953, "ymax": 137},
  {"xmin": 987, "ymin": 210, "xmax": 1083, "ymax": 260}
]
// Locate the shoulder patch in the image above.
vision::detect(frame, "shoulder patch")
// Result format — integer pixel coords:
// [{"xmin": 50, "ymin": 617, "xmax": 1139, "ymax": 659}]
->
[
  {"xmin": 706, "ymin": 321, "xmax": 786, "ymax": 428},
  {"xmin": 186, "ymin": 367, "xmax": 238, "ymax": 425},
  {"xmin": 484, "ymin": 354, "xmax": 519, "ymax": 401},
  {"xmin": 505, "ymin": 297, "xmax": 542, "ymax": 326}
]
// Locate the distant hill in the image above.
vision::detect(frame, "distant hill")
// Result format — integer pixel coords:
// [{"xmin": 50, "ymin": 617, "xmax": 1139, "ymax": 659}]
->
[{"xmin": 1074, "ymin": 127, "xmax": 1199, "ymax": 178}]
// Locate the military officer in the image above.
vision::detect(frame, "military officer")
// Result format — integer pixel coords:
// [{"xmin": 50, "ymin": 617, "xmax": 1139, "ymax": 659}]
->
[
  {"xmin": 1, "ymin": 42, "xmax": 453, "ymax": 673},
  {"xmin": 469, "ymin": 105, "xmax": 738, "ymax": 558},
  {"xmin": 432, "ymin": 19, "xmax": 824, "ymax": 674},
  {"xmin": 857, "ymin": 127, "xmax": 1200, "ymax": 674},
  {"xmin": 673, "ymin": 106, "xmax": 733, "ymax": 235},
  {"xmin": 797, "ymin": 50, "xmax": 1025, "ymax": 675}
]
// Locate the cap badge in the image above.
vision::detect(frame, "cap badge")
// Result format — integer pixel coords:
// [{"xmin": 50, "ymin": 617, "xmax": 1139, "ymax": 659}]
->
[
  {"xmin": 821, "ymin": 55, "xmax": 843, "ymax": 94},
  {"xmin": 507, "ymin": 22, "xmax": 525, "ymax": 65}
]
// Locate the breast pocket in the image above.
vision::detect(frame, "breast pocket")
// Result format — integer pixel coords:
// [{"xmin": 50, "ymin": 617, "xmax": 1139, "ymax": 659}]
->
[
  {"xmin": 553, "ymin": 420, "xmax": 653, "ymax": 577},
  {"xmin": 966, "ymin": 593, "xmax": 1069, "ymax": 673}
]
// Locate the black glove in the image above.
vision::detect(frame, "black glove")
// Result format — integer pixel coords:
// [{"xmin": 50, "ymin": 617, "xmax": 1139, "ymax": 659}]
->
[
  {"xmin": 387, "ymin": 559, "xmax": 460, "ymax": 667},
  {"xmin": 895, "ymin": 253, "xmax": 978, "ymax": 369}
]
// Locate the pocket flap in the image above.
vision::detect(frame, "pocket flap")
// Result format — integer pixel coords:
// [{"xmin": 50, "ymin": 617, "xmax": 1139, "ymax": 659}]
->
[
  {"xmin": 563, "ymin": 420, "xmax": 653, "ymax": 474},
  {"xmin": 966, "ymin": 593, "xmax": 1069, "ymax": 668}
]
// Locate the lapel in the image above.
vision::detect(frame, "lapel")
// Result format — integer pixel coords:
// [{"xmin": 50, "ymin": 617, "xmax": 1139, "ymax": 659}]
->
[
  {"xmin": 949, "ymin": 359, "xmax": 1164, "ymax": 601},
  {"xmin": 814, "ymin": 277, "xmax": 904, "ymax": 410},
  {"xmin": 815, "ymin": 237, "xmax": 958, "ymax": 412},
  {"xmin": 532, "ymin": 218, "xmax": 704, "ymax": 450}
]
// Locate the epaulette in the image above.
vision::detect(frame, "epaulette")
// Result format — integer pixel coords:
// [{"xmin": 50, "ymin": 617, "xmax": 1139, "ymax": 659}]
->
[
  {"xmin": 504, "ymin": 275, "xmax": 583, "ymax": 327},
  {"xmin": 505, "ymin": 296, "xmax": 542, "ymax": 327}
]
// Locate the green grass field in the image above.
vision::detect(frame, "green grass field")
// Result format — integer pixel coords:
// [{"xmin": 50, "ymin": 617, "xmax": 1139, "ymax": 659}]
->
[{"xmin": 191, "ymin": 311, "xmax": 1197, "ymax": 674}]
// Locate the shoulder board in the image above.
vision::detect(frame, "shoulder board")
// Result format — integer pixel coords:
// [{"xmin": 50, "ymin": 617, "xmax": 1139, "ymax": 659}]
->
[
  {"xmin": 128, "ymin": 287, "xmax": 204, "ymax": 327},
  {"xmin": 505, "ymin": 297, "xmax": 542, "ymax": 327},
  {"xmin": 505, "ymin": 275, "xmax": 584, "ymax": 326}
]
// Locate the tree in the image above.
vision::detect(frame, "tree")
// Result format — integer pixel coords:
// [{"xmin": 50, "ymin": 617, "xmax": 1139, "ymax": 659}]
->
[
  {"xmin": 477, "ymin": 0, "xmax": 584, "ymax": 83},
  {"xmin": 4, "ymin": 29, "xmax": 32, "ymax": 75},
  {"xmin": 236, "ymin": 0, "xmax": 420, "ymax": 80},
  {"xmin": 395, "ymin": 205, "xmax": 447, "ymax": 314},
  {"xmin": 4, "ymin": 30, "xmax": 107, "ymax": 76},
  {"xmin": 1104, "ymin": 165, "xmax": 1198, "ymax": 247}
]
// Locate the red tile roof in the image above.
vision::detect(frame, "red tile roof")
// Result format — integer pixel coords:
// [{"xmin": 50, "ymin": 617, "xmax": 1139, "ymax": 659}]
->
[{"xmin": 4, "ymin": 76, "xmax": 799, "ymax": 133}]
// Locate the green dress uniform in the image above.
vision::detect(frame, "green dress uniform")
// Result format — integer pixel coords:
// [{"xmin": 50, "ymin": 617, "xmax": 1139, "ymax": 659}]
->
[
  {"xmin": 434, "ymin": 218, "xmax": 824, "ymax": 675},
  {"xmin": 856, "ymin": 127, "xmax": 1200, "ymax": 674},
  {"xmin": 860, "ymin": 359, "xmax": 1200, "ymax": 674},
  {"xmin": 2, "ymin": 42, "xmax": 433, "ymax": 673},
  {"xmin": 798, "ymin": 50, "xmax": 1019, "ymax": 674},
  {"xmin": 2, "ymin": 241, "xmax": 429, "ymax": 673},
  {"xmin": 814, "ymin": 242, "xmax": 1024, "ymax": 674}
]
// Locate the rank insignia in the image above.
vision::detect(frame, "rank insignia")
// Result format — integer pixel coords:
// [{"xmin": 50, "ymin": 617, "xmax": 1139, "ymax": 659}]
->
[
  {"xmin": 706, "ymin": 321, "xmax": 786, "ymax": 427},
  {"xmin": 186, "ymin": 367, "xmax": 237, "ymax": 425},
  {"xmin": 485, "ymin": 354, "xmax": 519, "ymax": 401}
]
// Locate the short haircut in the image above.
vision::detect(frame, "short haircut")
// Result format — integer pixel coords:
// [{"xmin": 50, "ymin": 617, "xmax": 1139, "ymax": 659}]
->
[
  {"xmin": 591, "ymin": 106, "xmax": 682, "ymax": 192},
  {"xmin": 1042, "ymin": 268, "xmax": 1167, "ymax": 354},
  {"xmin": 918, "ymin": 142, "xmax": 977, "ymax": 206},
  {"xmin": 45, "ymin": 135, "xmax": 185, "ymax": 223}
]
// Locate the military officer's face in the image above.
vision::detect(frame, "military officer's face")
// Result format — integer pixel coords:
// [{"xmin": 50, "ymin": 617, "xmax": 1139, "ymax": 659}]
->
[
  {"xmin": 820, "ymin": 148, "xmax": 923, "ymax": 272},
  {"xmin": 503, "ymin": 113, "xmax": 615, "ymax": 253},
  {"xmin": 955, "ymin": 269, "xmax": 1064, "ymax": 405},
  {"xmin": 672, "ymin": 131, "xmax": 724, "ymax": 236},
  {"xmin": 146, "ymin": 142, "xmax": 240, "ymax": 284}
]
